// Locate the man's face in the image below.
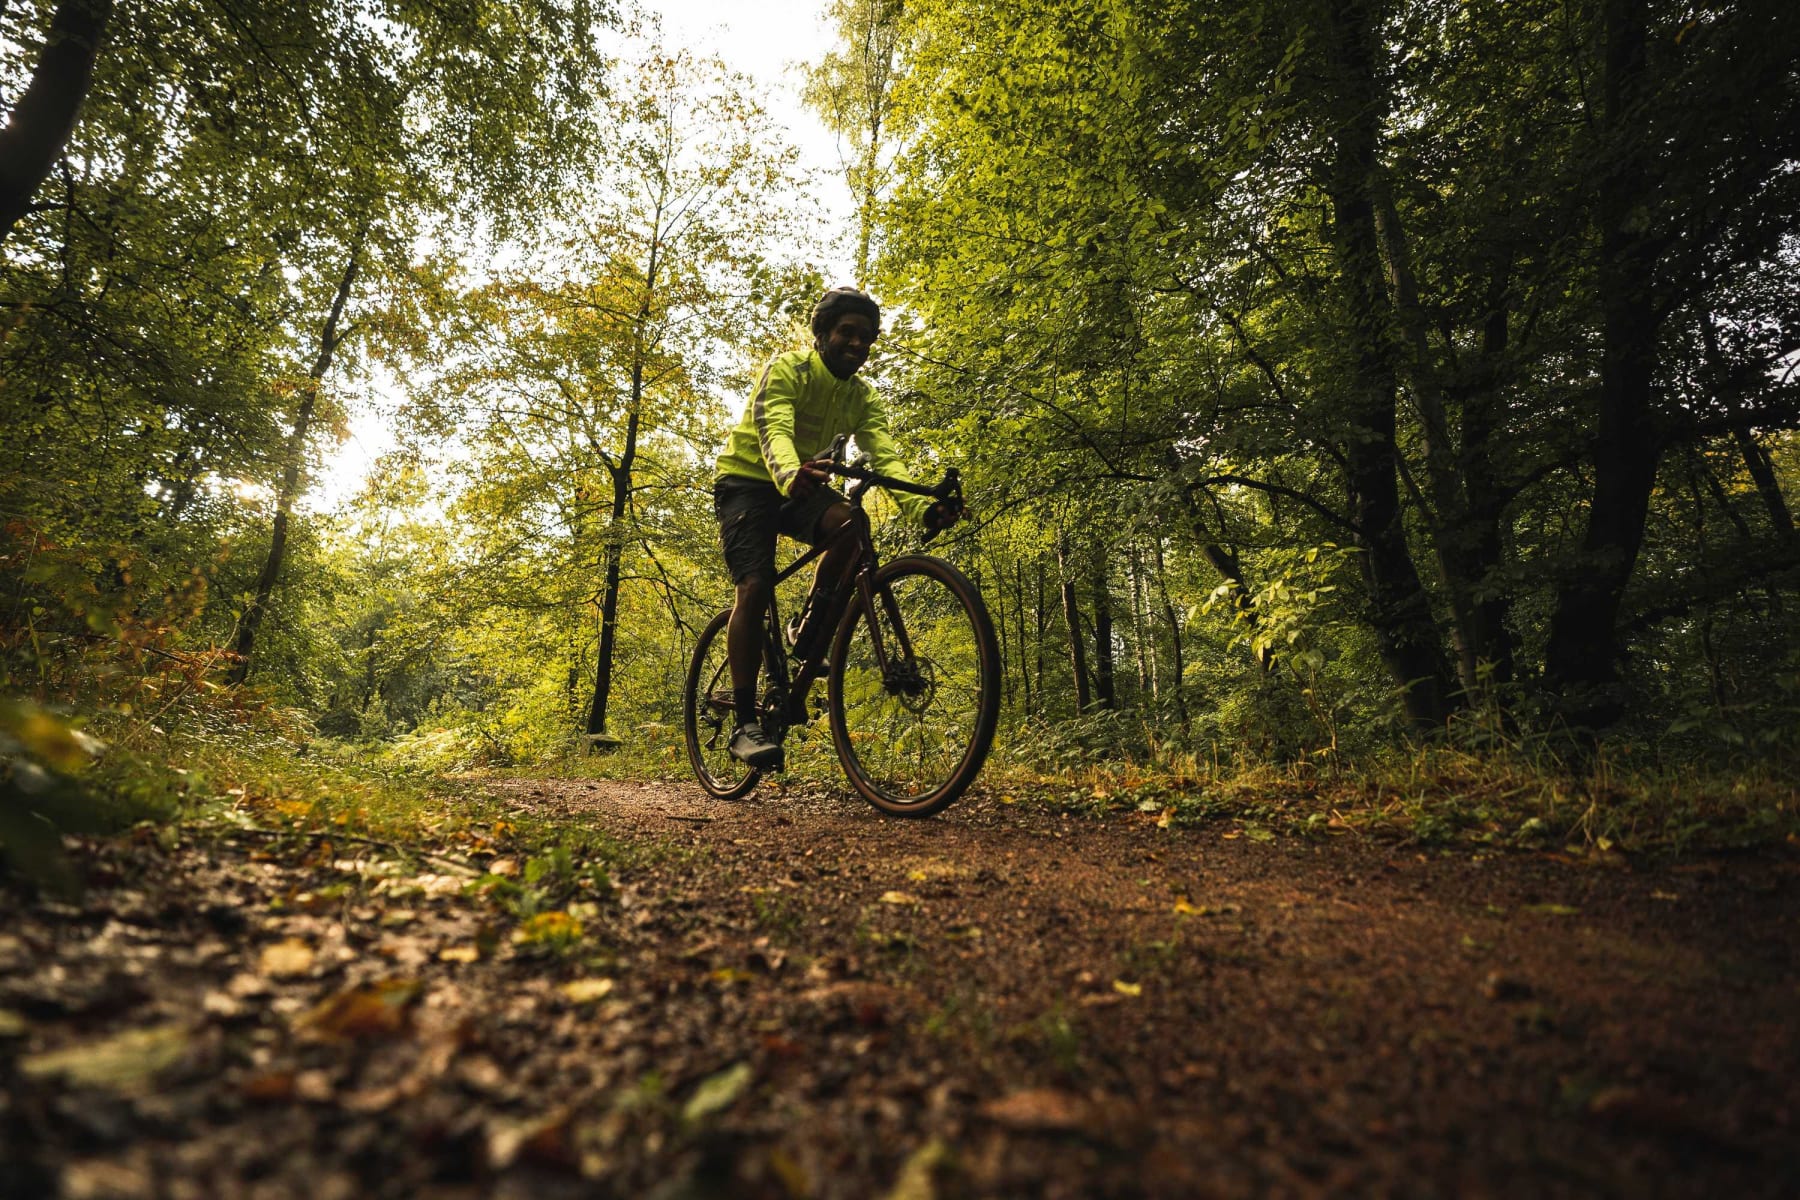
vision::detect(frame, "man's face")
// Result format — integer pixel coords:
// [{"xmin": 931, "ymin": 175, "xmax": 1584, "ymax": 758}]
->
[{"xmin": 818, "ymin": 312, "xmax": 877, "ymax": 379}]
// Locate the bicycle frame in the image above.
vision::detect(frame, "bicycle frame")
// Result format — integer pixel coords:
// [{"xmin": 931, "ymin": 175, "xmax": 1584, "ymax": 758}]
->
[{"xmin": 754, "ymin": 454, "xmax": 952, "ymax": 740}]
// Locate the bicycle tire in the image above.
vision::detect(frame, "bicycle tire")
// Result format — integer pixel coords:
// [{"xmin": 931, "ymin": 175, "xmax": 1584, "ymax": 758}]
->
[
  {"xmin": 826, "ymin": 554, "xmax": 1000, "ymax": 816},
  {"xmin": 683, "ymin": 608, "xmax": 762, "ymax": 800}
]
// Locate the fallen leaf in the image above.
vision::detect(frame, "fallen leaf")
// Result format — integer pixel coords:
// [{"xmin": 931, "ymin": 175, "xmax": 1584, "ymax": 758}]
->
[
  {"xmin": 559, "ymin": 978, "xmax": 615, "ymax": 1004},
  {"xmin": 884, "ymin": 1136, "xmax": 950, "ymax": 1200},
  {"xmin": 1522, "ymin": 903, "xmax": 1580, "ymax": 916},
  {"xmin": 981, "ymin": 1088, "xmax": 1088, "ymax": 1132},
  {"xmin": 438, "ymin": 945, "xmax": 481, "ymax": 964},
  {"xmin": 1156, "ymin": 808, "xmax": 1174, "ymax": 829},
  {"xmin": 1112, "ymin": 980, "xmax": 1142, "ymax": 997},
  {"xmin": 488, "ymin": 857, "xmax": 520, "ymax": 878},
  {"xmin": 1172, "ymin": 898, "xmax": 1207, "ymax": 916},
  {"xmin": 0, "ymin": 1008, "xmax": 28, "ymax": 1038},
  {"xmin": 21, "ymin": 1024, "xmax": 189, "ymax": 1090},
  {"xmin": 259, "ymin": 938, "xmax": 316, "ymax": 978},
  {"xmin": 514, "ymin": 911, "xmax": 584, "ymax": 947},
  {"xmin": 298, "ymin": 979, "xmax": 421, "ymax": 1041},
  {"xmin": 242, "ymin": 1071, "xmax": 297, "ymax": 1102},
  {"xmin": 683, "ymin": 1061, "xmax": 753, "ymax": 1123},
  {"xmin": 879, "ymin": 890, "xmax": 920, "ymax": 906},
  {"xmin": 487, "ymin": 1108, "xmax": 576, "ymax": 1171},
  {"xmin": 769, "ymin": 1147, "xmax": 811, "ymax": 1199}
]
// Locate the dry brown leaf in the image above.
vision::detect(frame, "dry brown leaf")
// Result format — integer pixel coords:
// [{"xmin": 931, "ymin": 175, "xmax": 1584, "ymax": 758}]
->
[
  {"xmin": 298, "ymin": 979, "xmax": 421, "ymax": 1041},
  {"xmin": 258, "ymin": 938, "xmax": 316, "ymax": 979},
  {"xmin": 980, "ymin": 1087, "xmax": 1090, "ymax": 1132}
]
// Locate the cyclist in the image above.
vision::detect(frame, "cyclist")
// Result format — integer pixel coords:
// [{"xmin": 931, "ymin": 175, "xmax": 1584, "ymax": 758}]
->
[{"xmin": 712, "ymin": 286, "xmax": 962, "ymax": 767}]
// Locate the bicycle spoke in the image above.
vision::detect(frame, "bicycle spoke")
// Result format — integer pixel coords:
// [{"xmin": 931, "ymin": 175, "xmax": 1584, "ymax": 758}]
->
[
  {"xmin": 829, "ymin": 557, "xmax": 999, "ymax": 814},
  {"xmin": 683, "ymin": 609, "xmax": 761, "ymax": 800}
]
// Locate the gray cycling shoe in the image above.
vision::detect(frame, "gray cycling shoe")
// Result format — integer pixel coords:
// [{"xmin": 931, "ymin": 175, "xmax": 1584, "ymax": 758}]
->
[{"xmin": 728, "ymin": 721, "xmax": 782, "ymax": 768}]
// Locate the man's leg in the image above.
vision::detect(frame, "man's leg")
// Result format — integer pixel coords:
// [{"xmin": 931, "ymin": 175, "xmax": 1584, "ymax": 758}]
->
[
  {"xmin": 791, "ymin": 503, "xmax": 858, "ymax": 657},
  {"xmin": 727, "ymin": 572, "xmax": 771, "ymax": 726},
  {"xmin": 714, "ymin": 477, "xmax": 784, "ymax": 767}
]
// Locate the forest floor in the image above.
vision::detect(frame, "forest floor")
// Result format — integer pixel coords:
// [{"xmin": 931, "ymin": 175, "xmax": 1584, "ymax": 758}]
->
[{"xmin": 3, "ymin": 773, "xmax": 1799, "ymax": 1199}]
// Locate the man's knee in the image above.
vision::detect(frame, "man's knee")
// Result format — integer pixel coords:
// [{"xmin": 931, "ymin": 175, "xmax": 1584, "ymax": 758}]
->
[{"xmin": 734, "ymin": 572, "xmax": 773, "ymax": 608}]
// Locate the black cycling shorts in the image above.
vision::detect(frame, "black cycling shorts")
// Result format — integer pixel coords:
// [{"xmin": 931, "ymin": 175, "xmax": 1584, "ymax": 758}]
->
[{"xmin": 713, "ymin": 475, "xmax": 846, "ymax": 585}]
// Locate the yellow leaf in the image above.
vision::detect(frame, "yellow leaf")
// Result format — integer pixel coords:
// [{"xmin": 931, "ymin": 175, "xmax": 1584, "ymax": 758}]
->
[
  {"xmin": 1112, "ymin": 980, "xmax": 1142, "ymax": 997},
  {"xmin": 1156, "ymin": 807, "xmax": 1173, "ymax": 829},
  {"xmin": 879, "ymin": 891, "xmax": 919, "ymax": 906},
  {"xmin": 559, "ymin": 978, "xmax": 615, "ymax": 1004},
  {"xmin": 21, "ymin": 1024, "xmax": 188, "ymax": 1090},
  {"xmin": 1172, "ymin": 897, "xmax": 1207, "ymax": 916},
  {"xmin": 514, "ymin": 911, "xmax": 583, "ymax": 946},
  {"xmin": 683, "ymin": 1062, "xmax": 753, "ymax": 1123},
  {"xmin": 438, "ymin": 945, "xmax": 481, "ymax": 963}
]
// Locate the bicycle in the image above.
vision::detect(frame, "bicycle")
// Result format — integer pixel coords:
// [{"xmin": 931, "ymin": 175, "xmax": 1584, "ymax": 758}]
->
[{"xmin": 682, "ymin": 442, "xmax": 1001, "ymax": 817}]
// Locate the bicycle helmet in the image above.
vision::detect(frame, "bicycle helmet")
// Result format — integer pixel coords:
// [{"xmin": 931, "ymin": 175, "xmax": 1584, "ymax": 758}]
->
[{"xmin": 810, "ymin": 286, "xmax": 881, "ymax": 339}]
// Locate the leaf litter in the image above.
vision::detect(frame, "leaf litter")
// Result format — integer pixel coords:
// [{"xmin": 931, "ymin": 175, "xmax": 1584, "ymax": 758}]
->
[{"xmin": 0, "ymin": 776, "xmax": 1796, "ymax": 1198}]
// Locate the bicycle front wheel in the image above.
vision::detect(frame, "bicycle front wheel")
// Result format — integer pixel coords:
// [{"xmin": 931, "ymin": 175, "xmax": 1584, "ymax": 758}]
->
[
  {"xmin": 827, "ymin": 555, "xmax": 1000, "ymax": 816},
  {"xmin": 683, "ymin": 608, "xmax": 761, "ymax": 801}
]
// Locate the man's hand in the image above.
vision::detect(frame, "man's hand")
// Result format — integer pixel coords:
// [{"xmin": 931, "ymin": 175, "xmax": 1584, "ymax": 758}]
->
[
  {"xmin": 788, "ymin": 456, "xmax": 832, "ymax": 499},
  {"xmin": 923, "ymin": 496, "xmax": 964, "ymax": 534}
]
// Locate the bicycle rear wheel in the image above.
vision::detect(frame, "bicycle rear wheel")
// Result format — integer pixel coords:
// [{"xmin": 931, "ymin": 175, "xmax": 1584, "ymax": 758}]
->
[
  {"xmin": 827, "ymin": 555, "xmax": 1000, "ymax": 816},
  {"xmin": 683, "ymin": 608, "xmax": 762, "ymax": 800}
]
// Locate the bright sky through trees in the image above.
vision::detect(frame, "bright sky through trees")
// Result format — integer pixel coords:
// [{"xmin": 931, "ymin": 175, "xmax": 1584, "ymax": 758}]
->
[{"xmin": 314, "ymin": 0, "xmax": 854, "ymax": 507}]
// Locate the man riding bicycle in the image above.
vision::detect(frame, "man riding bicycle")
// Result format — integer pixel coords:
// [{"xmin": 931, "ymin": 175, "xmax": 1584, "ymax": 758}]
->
[{"xmin": 712, "ymin": 287, "xmax": 962, "ymax": 768}]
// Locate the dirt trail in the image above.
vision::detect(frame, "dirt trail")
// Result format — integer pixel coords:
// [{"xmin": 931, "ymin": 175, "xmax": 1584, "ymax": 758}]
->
[{"xmin": 4, "ymin": 778, "xmax": 1798, "ymax": 1198}]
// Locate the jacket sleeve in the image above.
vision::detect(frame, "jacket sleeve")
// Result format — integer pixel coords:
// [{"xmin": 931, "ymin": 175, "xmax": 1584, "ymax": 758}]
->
[
  {"xmin": 753, "ymin": 355, "xmax": 806, "ymax": 494},
  {"xmin": 857, "ymin": 387, "xmax": 930, "ymax": 522}
]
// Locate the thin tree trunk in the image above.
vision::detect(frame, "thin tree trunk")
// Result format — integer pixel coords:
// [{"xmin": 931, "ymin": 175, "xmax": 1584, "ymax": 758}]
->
[
  {"xmin": 230, "ymin": 240, "xmax": 362, "ymax": 683},
  {"xmin": 1130, "ymin": 543, "xmax": 1152, "ymax": 697},
  {"xmin": 1057, "ymin": 533, "xmax": 1091, "ymax": 714},
  {"xmin": 1034, "ymin": 558, "xmax": 1048, "ymax": 712},
  {"xmin": 1015, "ymin": 559, "xmax": 1032, "ymax": 715},
  {"xmin": 1153, "ymin": 538, "xmax": 1188, "ymax": 729},
  {"xmin": 1092, "ymin": 548, "xmax": 1116, "ymax": 710},
  {"xmin": 0, "ymin": 0, "xmax": 111, "ymax": 243},
  {"xmin": 1701, "ymin": 312, "xmax": 1795, "ymax": 545},
  {"xmin": 585, "ymin": 217, "xmax": 664, "ymax": 741}
]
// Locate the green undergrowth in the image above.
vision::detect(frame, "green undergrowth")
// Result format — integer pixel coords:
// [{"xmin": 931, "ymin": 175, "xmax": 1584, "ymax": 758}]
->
[
  {"xmin": 983, "ymin": 745, "xmax": 1800, "ymax": 857},
  {"xmin": 1, "ymin": 694, "xmax": 674, "ymax": 899}
]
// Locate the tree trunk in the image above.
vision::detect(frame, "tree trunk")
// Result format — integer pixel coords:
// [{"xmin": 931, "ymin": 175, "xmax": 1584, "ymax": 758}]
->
[
  {"xmin": 1701, "ymin": 312, "xmax": 1795, "ymax": 545},
  {"xmin": 1034, "ymin": 558, "xmax": 1048, "ymax": 714},
  {"xmin": 1091, "ymin": 547, "xmax": 1116, "ymax": 710},
  {"xmin": 586, "ymin": 397, "xmax": 641, "ymax": 741},
  {"xmin": 1153, "ymin": 538, "xmax": 1188, "ymax": 729},
  {"xmin": 1321, "ymin": 0, "xmax": 1456, "ymax": 728},
  {"xmin": 230, "ymin": 241, "xmax": 362, "ymax": 683},
  {"xmin": 1542, "ymin": 0, "xmax": 1661, "ymax": 730},
  {"xmin": 586, "ymin": 223, "xmax": 663, "ymax": 740},
  {"xmin": 1130, "ymin": 543, "xmax": 1152, "ymax": 697},
  {"xmin": 1372, "ymin": 171, "xmax": 1516, "ymax": 702},
  {"xmin": 0, "ymin": 0, "xmax": 111, "ymax": 243},
  {"xmin": 1057, "ymin": 533, "xmax": 1091, "ymax": 713}
]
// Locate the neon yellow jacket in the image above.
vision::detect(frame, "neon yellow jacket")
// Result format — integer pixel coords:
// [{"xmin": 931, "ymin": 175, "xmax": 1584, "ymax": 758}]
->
[{"xmin": 715, "ymin": 348, "xmax": 927, "ymax": 521}]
